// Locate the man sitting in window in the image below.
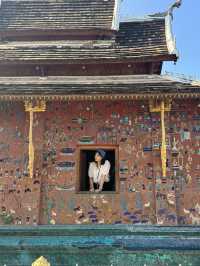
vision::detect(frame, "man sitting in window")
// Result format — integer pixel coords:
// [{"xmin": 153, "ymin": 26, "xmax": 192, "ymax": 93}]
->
[{"xmin": 88, "ymin": 149, "xmax": 111, "ymax": 192}]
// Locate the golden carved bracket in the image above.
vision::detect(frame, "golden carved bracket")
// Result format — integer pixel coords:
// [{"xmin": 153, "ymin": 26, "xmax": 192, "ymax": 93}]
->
[
  {"xmin": 25, "ymin": 100, "xmax": 46, "ymax": 112},
  {"xmin": 24, "ymin": 100, "xmax": 46, "ymax": 178},
  {"xmin": 149, "ymin": 100, "xmax": 171, "ymax": 177},
  {"xmin": 149, "ymin": 99, "xmax": 171, "ymax": 113}
]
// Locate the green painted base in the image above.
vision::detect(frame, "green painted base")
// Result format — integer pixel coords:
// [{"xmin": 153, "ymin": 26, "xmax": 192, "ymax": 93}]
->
[
  {"xmin": 1, "ymin": 250, "xmax": 200, "ymax": 266},
  {"xmin": 0, "ymin": 225, "xmax": 200, "ymax": 266}
]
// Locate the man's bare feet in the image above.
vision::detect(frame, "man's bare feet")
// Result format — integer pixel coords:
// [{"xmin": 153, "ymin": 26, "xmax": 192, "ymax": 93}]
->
[
  {"xmin": 95, "ymin": 189, "xmax": 102, "ymax": 193},
  {"xmin": 89, "ymin": 188, "xmax": 95, "ymax": 192}
]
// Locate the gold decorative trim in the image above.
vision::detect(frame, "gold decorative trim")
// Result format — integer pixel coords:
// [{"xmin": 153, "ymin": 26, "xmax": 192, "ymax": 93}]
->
[
  {"xmin": 32, "ymin": 256, "xmax": 50, "ymax": 266},
  {"xmin": 25, "ymin": 100, "xmax": 46, "ymax": 178},
  {"xmin": 161, "ymin": 101, "xmax": 167, "ymax": 178},
  {"xmin": 149, "ymin": 99, "xmax": 171, "ymax": 112},
  {"xmin": 28, "ymin": 110, "xmax": 34, "ymax": 179},
  {"xmin": 0, "ymin": 93, "xmax": 199, "ymax": 101},
  {"xmin": 150, "ymin": 100, "xmax": 171, "ymax": 177},
  {"xmin": 25, "ymin": 100, "xmax": 46, "ymax": 112}
]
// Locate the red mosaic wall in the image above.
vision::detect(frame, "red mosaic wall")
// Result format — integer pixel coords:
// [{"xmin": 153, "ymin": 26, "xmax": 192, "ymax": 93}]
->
[{"xmin": 0, "ymin": 99, "xmax": 199, "ymax": 225}]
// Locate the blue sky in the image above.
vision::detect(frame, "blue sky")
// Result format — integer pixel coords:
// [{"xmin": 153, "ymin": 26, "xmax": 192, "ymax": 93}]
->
[{"xmin": 120, "ymin": 0, "xmax": 200, "ymax": 79}]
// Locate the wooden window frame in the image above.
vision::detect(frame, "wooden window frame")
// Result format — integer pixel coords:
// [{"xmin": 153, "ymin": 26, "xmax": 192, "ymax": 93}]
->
[{"xmin": 76, "ymin": 144, "xmax": 119, "ymax": 194}]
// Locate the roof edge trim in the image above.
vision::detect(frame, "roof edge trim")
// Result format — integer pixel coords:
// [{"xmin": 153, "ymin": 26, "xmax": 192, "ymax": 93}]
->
[
  {"xmin": 0, "ymin": 93, "xmax": 199, "ymax": 102},
  {"xmin": 120, "ymin": 15, "xmax": 165, "ymax": 23},
  {"xmin": 165, "ymin": 13, "xmax": 179, "ymax": 58},
  {"xmin": 112, "ymin": 0, "xmax": 121, "ymax": 30}
]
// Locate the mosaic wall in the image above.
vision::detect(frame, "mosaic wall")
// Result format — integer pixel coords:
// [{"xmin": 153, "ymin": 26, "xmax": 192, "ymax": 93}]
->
[
  {"xmin": 0, "ymin": 99, "xmax": 199, "ymax": 225},
  {"xmin": 0, "ymin": 102, "xmax": 44, "ymax": 225}
]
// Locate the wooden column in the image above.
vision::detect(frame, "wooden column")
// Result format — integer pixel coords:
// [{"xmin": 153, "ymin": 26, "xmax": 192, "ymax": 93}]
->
[
  {"xmin": 160, "ymin": 101, "xmax": 167, "ymax": 177},
  {"xmin": 24, "ymin": 100, "xmax": 46, "ymax": 178}
]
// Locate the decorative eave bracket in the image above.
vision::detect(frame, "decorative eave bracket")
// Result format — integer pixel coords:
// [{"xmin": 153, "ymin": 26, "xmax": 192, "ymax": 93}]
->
[
  {"xmin": 25, "ymin": 100, "xmax": 46, "ymax": 178},
  {"xmin": 150, "ymin": 100, "xmax": 171, "ymax": 178}
]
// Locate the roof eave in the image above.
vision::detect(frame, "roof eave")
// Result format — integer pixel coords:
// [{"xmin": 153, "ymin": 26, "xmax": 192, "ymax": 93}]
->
[{"xmin": 0, "ymin": 55, "xmax": 178, "ymax": 65}]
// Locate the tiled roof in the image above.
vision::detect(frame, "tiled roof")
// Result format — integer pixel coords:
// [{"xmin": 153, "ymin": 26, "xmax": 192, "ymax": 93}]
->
[
  {"xmin": 0, "ymin": 0, "xmax": 118, "ymax": 31},
  {"xmin": 0, "ymin": 18, "xmax": 177, "ymax": 62},
  {"xmin": 0, "ymin": 75, "xmax": 199, "ymax": 99}
]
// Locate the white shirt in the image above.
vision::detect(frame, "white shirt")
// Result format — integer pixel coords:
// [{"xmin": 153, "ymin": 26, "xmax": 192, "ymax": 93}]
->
[{"xmin": 88, "ymin": 160, "xmax": 111, "ymax": 183}]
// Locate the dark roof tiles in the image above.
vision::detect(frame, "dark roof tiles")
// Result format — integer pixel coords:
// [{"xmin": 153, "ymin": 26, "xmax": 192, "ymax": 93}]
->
[
  {"xmin": 0, "ymin": 75, "xmax": 198, "ymax": 97},
  {"xmin": 0, "ymin": 19, "xmax": 176, "ymax": 62},
  {"xmin": 0, "ymin": 0, "xmax": 117, "ymax": 31}
]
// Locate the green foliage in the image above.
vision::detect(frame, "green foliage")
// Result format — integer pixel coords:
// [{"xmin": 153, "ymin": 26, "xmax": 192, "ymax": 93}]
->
[{"xmin": 0, "ymin": 212, "xmax": 14, "ymax": 224}]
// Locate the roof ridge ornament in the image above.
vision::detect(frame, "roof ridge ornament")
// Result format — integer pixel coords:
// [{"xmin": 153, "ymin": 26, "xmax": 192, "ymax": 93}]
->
[
  {"xmin": 165, "ymin": 0, "xmax": 182, "ymax": 58},
  {"xmin": 168, "ymin": 0, "xmax": 182, "ymax": 19},
  {"xmin": 112, "ymin": 0, "xmax": 121, "ymax": 30}
]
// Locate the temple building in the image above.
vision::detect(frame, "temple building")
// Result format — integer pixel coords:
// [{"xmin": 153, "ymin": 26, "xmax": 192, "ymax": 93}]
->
[{"xmin": 0, "ymin": 0, "xmax": 200, "ymax": 265}]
